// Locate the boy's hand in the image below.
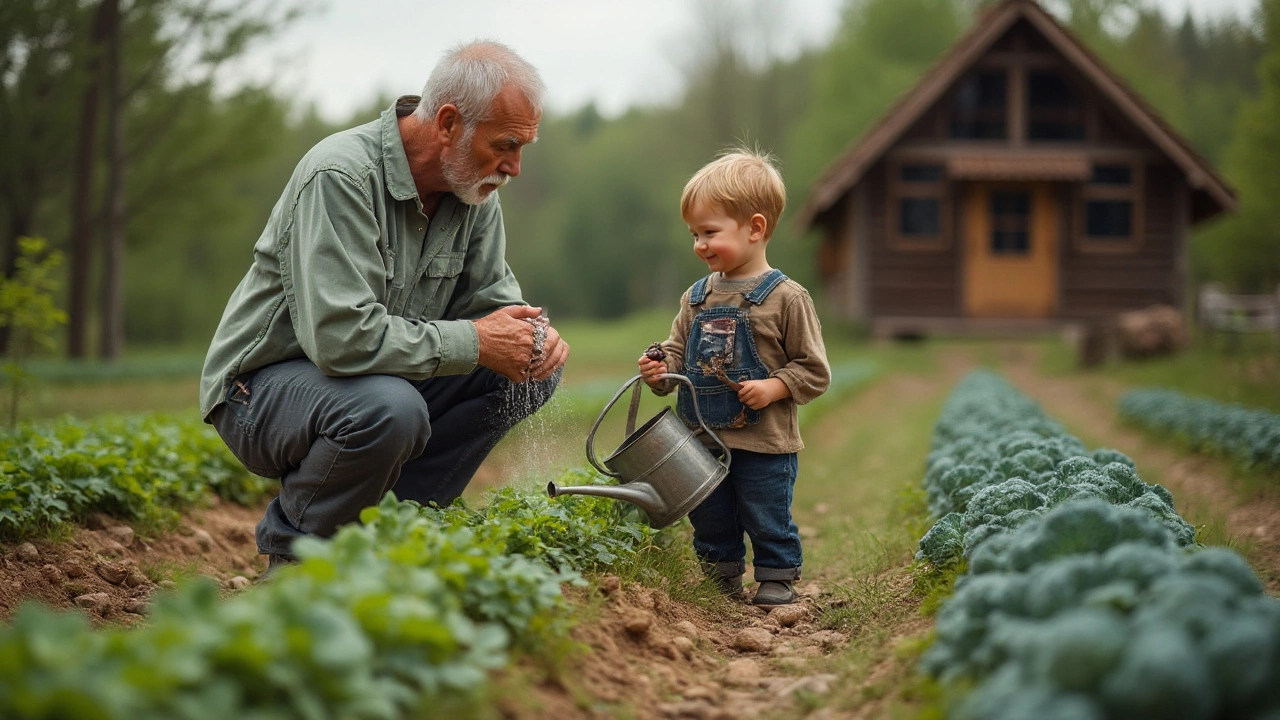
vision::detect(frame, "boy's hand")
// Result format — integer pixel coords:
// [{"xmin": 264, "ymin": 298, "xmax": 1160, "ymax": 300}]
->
[
  {"xmin": 638, "ymin": 356, "xmax": 668, "ymax": 388},
  {"xmin": 737, "ymin": 378, "xmax": 791, "ymax": 410}
]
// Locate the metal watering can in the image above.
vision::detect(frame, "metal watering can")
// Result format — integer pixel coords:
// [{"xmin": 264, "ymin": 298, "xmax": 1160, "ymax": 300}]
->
[{"xmin": 547, "ymin": 373, "xmax": 731, "ymax": 528}]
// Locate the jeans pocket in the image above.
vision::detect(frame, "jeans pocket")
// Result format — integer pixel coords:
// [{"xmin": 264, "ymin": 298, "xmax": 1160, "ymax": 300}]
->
[
  {"xmin": 211, "ymin": 404, "xmax": 279, "ymax": 478},
  {"xmin": 279, "ymin": 434, "xmax": 343, "ymax": 530}
]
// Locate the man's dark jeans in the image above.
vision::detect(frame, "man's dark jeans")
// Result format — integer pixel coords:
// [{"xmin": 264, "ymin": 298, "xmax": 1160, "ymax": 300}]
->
[{"xmin": 209, "ymin": 358, "xmax": 558, "ymax": 556}]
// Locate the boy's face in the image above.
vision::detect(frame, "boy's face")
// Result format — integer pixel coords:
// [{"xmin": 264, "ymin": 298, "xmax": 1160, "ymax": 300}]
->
[{"xmin": 685, "ymin": 200, "xmax": 768, "ymax": 278}]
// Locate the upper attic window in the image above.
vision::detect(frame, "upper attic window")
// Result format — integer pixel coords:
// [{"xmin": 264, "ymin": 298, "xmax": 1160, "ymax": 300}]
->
[
  {"xmin": 1028, "ymin": 71, "xmax": 1085, "ymax": 140},
  {"xmin": 949, "ymin": 71, "xmax": 1007, "ymax": 140}
]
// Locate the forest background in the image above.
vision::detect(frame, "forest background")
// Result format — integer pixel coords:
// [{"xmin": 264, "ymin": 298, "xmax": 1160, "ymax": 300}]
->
[{"xmin": 2, "ymin": 0, "xmax": 1278, "ymax": 361}]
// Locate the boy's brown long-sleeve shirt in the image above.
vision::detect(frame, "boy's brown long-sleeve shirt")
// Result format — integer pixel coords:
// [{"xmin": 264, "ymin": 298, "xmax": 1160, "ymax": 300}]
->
[{"xmin": 654, "ymin": 272, "xmax": 830, "ymax": 454}]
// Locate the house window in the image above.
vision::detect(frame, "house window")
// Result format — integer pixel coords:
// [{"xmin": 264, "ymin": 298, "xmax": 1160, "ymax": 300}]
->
[
  {"xmin": 889, "ymin": 161, "xmax": 947, "ymax": 250},
  {"xmin": 902, "ymin": 164, "xmax": 944, "ymax": 183},
  {"xmin": 1091, "ymin": 165, "xmax": 1132, "ymax": 185},
  {"xmin": 1078, "ymin": 161, "xmax": 1142, "ymax": 251},
  {"xmin": 901, "ymin": 198, "xmax": 941, "ymax": 235},
  {"xmin": 1086, "ymin": 200, "xmax": 1132, "ymax": 237},
  {"xmin": 950, "ymin": 71, "xmax": 1007, "ymax": 140},
  {"xmin": 1027, "ymin": 71, "xmax": 1085, "ymax": 141},
  {"xmin": 990, "ymin": 190, "xmax": 1031, "ymax": 255}
]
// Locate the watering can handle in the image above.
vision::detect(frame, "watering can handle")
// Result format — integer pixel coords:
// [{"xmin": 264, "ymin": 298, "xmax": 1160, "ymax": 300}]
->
[{"xmin": 586, "ymin": 373, "xmax": 732, "ymax": 478}]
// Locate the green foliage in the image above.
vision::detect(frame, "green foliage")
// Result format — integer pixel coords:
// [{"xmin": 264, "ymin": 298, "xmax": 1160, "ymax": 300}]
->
[
  {"xmin": 427, "ymin": 469, "xmax": 659, "ymax": 574},
  {"xmin": 0, "ymin": 237, "xmax": 68, "ymax": 427},
  {"xmin": 916, "ymin": 371, "xmax": 1280, "ymax": 719},
  {"xmin": 7, "ymin": 0, "xmax": 1272, "ymax": 349},
  {"xmin": 0, "ymin": 0, "xmax": 89, "ymax": 250},
  {"xmin": 1191, "ymin": 0, "xmax": 1280, "ymax": 293},
  {"xmin": 915, "ymin": 372, "xmax": 1191, "ymax": 568},
  {"xmin": 0, "ymin": 478, "xmax": 662, "ymax": 719},
  {"xmin": 1119, "ymin": 387, "xmax": 1280, "ymax": 474},
  {"xmin": 0, "ymin": 413, "xmax": 271, "ymax": 539}
]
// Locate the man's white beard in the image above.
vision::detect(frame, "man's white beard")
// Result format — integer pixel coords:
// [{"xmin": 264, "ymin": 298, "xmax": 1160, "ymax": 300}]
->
[{"xmin": 443, "ymin": 127, "xmax": 509, "ymax": 205}]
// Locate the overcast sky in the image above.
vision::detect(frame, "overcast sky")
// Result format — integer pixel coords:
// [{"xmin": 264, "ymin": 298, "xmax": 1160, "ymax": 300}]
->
[{"xmin": 227, "ymin": 0, "xmax": 1260, "ymax": 123}]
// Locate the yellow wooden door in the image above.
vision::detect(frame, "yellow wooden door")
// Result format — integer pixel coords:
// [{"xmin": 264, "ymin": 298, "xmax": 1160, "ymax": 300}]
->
[{"xmin": 963, "ymin": 182, "xmax": 1059, "ymax": 318}]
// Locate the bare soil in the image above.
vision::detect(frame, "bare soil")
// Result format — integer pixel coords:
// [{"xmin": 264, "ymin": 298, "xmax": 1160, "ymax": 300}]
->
[
  {"xmin": 0, "ymin": 497, "xmax": 266, "ymax": 625},
  {"xmin": 510, "ymin": 579, "xmax": 845, "ymax": 720}
]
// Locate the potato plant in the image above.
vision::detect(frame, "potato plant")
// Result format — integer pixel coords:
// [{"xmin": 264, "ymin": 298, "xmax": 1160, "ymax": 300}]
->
[
  {"xmin": 0, "ymin": 414, "xmax": 272, "ymax": 539},
  {"xmin": 0, "ymin": 480, "xmax": 661, "ymax": 719}
]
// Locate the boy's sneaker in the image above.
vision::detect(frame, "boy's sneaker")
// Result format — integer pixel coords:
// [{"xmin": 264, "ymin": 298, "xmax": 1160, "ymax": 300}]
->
[
  {"xmin": 715, "ymin": 573, "xmax": 746, "ymax": 602},
  {"xmin": 702, "ymin": 561, "xmax": 747, "ymax": 601},
  {"xmin": 752, "ymin": 580, "xmax": 797, "ymax": 606}
]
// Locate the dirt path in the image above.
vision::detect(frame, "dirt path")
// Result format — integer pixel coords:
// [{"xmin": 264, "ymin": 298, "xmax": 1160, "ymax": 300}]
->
[
  {"xmin": 1000, "ymin": 344, "xmax": 1280, "ymax": 594},
  {"xmin": 0, "ymin": 347, "xmax": 969, "ymax": 718},
  {"xmin": 521, "ymin": 352, "xmax": 973, "ymax": 720}
]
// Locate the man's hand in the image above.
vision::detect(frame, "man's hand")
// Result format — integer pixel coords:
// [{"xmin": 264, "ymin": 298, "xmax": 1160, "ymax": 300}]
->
[
  {"xmin": 531, "ymin": 321, "xmax": 569, "ymax": 381},
  {"xmin": 638, "ymin": 355, "xmax": 669, "ymax": 388},
  {"xmin": 737, "ymin": 377, "xmax": 790, "ymax": 410},
  {"xmin": 474, "ymin": 306, "xmax": 569, "ymax": 382}
]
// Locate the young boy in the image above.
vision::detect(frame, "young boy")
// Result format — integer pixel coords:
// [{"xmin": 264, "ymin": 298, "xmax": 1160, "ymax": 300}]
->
[{"xmin": 638, "ymin": 149, "xmax": 830, "ymax": 606}]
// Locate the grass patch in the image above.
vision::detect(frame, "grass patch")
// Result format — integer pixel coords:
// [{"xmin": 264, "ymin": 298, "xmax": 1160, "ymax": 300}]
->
[
  {"xmin": 140, "ymin": 558, "xmax": 202, "ymax": 584},
  {"xmin": 818, "ymin": 571, "xmax": 901, "ymax": 631},
  {"xmin": 1039, "ymin": 334, "xmax": 1280, "ymax": 412},
  {"xmin": 911, "ymin": 561, "xmax": 966, "ymax": 618}
]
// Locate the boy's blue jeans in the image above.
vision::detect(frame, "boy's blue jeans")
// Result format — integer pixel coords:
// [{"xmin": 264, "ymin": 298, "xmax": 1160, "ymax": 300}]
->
[{"xmin": 688, "ymin": 449, "xmax": 802, "ymax": 582}]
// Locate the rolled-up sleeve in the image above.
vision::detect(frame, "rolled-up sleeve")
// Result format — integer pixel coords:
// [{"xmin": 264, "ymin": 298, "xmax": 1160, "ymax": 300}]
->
[{"xmin": 282, "ymin": 169, "xmax": 478, "ymax": 378}]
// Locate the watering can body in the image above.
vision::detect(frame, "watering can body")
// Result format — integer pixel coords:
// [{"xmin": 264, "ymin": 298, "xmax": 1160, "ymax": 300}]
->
[{"xmin": 547, "ymin": 374, "xmax": 731, "ymax": 528}]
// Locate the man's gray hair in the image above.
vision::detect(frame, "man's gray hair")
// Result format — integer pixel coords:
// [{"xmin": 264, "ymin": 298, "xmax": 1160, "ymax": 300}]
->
[{"xmin": 414, "ymin": 40, "xmax": 545, "ymax": 126}]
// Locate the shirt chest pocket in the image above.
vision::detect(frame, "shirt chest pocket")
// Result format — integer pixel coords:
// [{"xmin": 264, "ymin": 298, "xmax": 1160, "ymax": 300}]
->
[{"xmin": 408, "ymin": 251, "xmax": 466, "ymax": 320}]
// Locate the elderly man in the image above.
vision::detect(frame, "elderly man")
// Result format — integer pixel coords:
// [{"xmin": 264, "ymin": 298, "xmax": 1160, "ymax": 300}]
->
[{"xmin": 199, "ymin": 40, "xmax": 567, "ymax": 570}]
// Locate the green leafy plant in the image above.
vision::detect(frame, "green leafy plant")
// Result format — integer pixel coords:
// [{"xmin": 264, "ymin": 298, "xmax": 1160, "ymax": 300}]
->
[
  {"xmin": 0, "ymin": 237, "xmax": 67, "ymax": 428},
  {"xmin": 1119, "ymin": 387, "xmax": 1280, "ymax": 474},
  {"xmin": 0, "ymin": 413, "xmax": 272, "ymax": 539},
  {"xmin": 0, "ymin": 473, "xmax": 666, "ymax": 719},
  {"xmin": 915, "ymin": 372, "xmax": 1280, "ymax": 719}
]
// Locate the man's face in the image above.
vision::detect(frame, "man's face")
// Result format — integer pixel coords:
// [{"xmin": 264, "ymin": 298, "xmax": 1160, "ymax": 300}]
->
[{"xmin": 442, "ymin": 85, "xmax": 540, "ymax": 205}]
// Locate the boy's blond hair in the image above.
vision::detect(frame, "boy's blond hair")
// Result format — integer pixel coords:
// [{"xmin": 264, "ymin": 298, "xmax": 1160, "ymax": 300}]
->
[{"xmin": 681, "ymin": 148, "xmax": 786, "ymax": 240}]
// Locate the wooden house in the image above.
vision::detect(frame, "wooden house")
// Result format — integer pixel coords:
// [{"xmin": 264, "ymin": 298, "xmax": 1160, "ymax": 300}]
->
[{"xmin": 797, "ymin": 0, "xmax": 1235, "ymax": 336}]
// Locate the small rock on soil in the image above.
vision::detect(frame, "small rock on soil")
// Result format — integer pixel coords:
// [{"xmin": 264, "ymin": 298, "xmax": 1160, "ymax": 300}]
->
[
  {"xmin": 15, "ymin": 543, "xmax": 38, "ymax": 563},
  {"xmin": 731, "ymin": 627, "xmax": 774, "ymax": 653}
]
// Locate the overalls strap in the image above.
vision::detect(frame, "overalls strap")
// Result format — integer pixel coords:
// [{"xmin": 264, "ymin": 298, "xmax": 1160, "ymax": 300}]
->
[
  {"xmin": 744, "ymin": 269, "xmax": 788, "ymax": 304},
  {"xmin": 688, "ymin": 275, "xmax": 711, "ymax": 305},
  {"xmin": 687, "ymin": 269, "xmax": 788, "ymax": 306}
]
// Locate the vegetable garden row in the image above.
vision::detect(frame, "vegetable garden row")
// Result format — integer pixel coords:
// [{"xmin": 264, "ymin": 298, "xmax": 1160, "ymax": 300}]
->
[
  {"xmin": 917, "ymin": 372, "xmax": 1280, "ymax": 719},
  {"xmin": 2, "ymin": 368, "xmax": 1279, "ymax": 719},
  {"xmin": 0, "ymin": 415, "xmax": 272, "ymax": 540},
  {"xmin": 1118, "ymin": 387, "xmax": 1280, "ymax": 474},
  {"xmin": 0, "ymin": 472, "xmax": 663, "ymax": 718}
]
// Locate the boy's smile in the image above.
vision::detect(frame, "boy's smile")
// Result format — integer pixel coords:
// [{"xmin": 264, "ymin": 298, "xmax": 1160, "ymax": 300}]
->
[{"xmin": 685, "ymin": 200, "xmax": 771, "ymax": 279}]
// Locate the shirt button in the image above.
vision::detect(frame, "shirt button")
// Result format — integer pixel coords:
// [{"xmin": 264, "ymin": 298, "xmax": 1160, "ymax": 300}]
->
[{"xmin": 417, "ymin": 227, "xmax": 424, "ymax": 232}]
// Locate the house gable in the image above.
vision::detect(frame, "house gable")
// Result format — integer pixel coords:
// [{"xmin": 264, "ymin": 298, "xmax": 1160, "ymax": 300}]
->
[{"xmin": 798, "ymin": 0, "xmax": 1234, "ymax": 232}]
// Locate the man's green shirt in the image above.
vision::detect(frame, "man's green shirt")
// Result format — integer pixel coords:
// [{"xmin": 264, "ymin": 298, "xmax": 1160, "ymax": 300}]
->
[{"xmin": 199, "ymin": 96, "xmax": 523, "ymax": 419}]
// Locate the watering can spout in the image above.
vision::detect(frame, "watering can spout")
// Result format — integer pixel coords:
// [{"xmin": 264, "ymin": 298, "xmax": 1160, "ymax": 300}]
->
[{"xmin": 546, "ymin": 480, "xmax": 668, "ymax": 518}]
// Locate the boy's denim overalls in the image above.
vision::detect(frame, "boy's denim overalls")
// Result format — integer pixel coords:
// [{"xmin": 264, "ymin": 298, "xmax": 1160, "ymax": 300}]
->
[{"xmin": 677, "ymin": 269, "xmax": 802, "ymax": 582}]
